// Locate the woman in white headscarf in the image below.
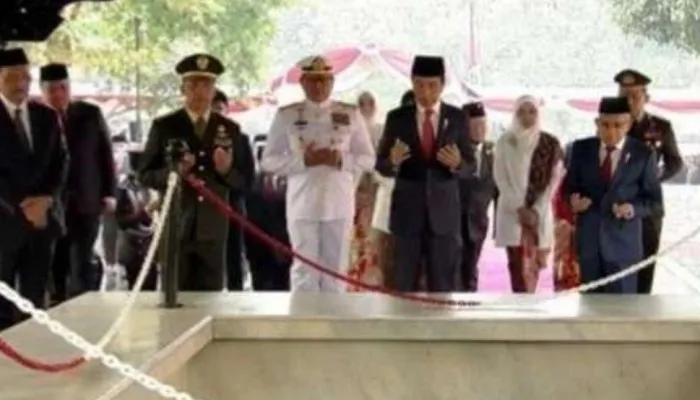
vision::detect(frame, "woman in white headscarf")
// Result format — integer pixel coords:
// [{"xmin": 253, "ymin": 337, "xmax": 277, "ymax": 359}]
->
[
  {"xmin": 347, "ymin": 91, "xmax": 384, "ymax": 289},
  {"xmin": 493, "ymin": 95, "xmax": 563, "ymax": 293}
]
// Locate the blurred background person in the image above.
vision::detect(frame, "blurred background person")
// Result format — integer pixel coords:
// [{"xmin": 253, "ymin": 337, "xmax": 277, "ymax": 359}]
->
[{"xmin": 115, "ymin": 147, "xmax": 158, "ymax": 290}]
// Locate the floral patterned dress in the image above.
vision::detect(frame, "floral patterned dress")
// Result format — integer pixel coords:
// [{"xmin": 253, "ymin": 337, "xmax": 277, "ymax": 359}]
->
[
  {"xmin": 347, "ymin": 173, "xmax": 381, "ymax": 291},
  {"xmin": 552, "ymin": 175, "xmax": 580, "ymax": 291}
]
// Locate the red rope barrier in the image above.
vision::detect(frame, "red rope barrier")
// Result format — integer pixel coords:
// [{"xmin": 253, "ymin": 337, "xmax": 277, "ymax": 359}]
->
[
  {"xmin": 183, "ymin": 174, "xmax": 480, "ymax": 308},
  {"xmin": 0, "ymin": 173, "xmax": 478, "ymax": 374},
  {"xmin": 0, "ymin": 338, "xmax": 85, "ymax": 372}
]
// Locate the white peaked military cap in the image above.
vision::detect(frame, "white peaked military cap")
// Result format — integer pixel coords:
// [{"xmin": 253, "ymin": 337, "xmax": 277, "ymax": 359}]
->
[{"xmin": 297, "ymin": 55, "xmax": 333, "ymax": 75}]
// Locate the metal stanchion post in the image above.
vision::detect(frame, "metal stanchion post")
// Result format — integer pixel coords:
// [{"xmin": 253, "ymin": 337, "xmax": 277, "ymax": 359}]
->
[{"xmin": 160, "ymin": 139, "xmax": 188, "ymax": 309}]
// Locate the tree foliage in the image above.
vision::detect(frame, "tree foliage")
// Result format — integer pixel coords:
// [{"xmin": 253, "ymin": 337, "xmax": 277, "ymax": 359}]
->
[
  {"xmin": 25, "ymin": 0, "xmax": 292, "ymax": 116},
  {"xmin": 608, "ymin": 0, "xmax": 700, "ymax": 55}
]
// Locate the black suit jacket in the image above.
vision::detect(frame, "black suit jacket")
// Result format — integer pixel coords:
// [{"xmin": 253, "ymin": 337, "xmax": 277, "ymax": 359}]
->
[
  {"xmin": 139, "ymin": 109, "xmax": 255, "ymax": 242},
  {"xmin": 63, "ymin": 100, "xmax": 116, "ymax": 215},
  {"xmin": 459, "ymin": 141, "xmax": 497, "ymax": 242},
  {"xmin": 0, "ymin": 100, "xmax": 68, "ymax": 250},
  {"xmin": 375, "ymin": 103, "xmax": 476, "ymax": 235}
]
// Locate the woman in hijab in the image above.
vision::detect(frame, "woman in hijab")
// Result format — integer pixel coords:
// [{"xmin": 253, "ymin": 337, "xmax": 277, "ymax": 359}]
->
[
  {"xmin": 493, "ymin": 95, "xmax": 563, "ymax": 292},
  {"xmin": 348, "ymin": 91, "xmax": 383, "ymax": 290},
  {"xmin": 552, "ymin": 142, "xmax": 580, "ymax": 291}
]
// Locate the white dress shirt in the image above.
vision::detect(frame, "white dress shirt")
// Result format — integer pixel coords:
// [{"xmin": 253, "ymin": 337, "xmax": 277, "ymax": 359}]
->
[
  {"xmin": 599, "ymin": 137, "xmax": 626, "ymax": 175},
  {"xmin": 0, "ymin": 93, "xmax": 32, "ymax": 149},
  {"xmin": 474, "ymin": 142, "xmax": 483, "ymax": 175}
]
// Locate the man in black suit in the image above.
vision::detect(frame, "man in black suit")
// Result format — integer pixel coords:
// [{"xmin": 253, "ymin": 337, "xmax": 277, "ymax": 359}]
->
[
  {"xmin": 139, "ymin": 54, "xmax": 255, "ymax": 291},
  {"xmin": 0, "ymin": 48, "xmax": 68, "ymax": 329},
  {"xmin": 614, "ymin": 69, "xmax": 684, "ymax": 293},
  {"xmin": 211, "ymin": 88, "xmax": 247, "ymax": 290},
  {"xmin": 40, "ymin": 63, "xmax": 116, "ymax": 301},
  {"xmin": 375, "ymin": 56, "xmax": 474, "ymax": 292},
  {"xmin": 458, "ymin": 102, "xmax": 497, "ymax": 292}
]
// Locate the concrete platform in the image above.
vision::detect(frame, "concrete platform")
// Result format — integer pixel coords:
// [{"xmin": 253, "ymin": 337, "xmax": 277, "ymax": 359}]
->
[{"xmin": 1, "ymin": 293, "xmax": 700, "ymax": 399}]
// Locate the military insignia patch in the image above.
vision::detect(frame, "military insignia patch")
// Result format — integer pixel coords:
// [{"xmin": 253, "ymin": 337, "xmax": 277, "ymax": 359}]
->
[
  {"xmin": 294, "ymin": 107, "xmax": 307, "ymax": 127},
  {"xmin": 213, "ymin": 125, "xmax": 233, "ymax": 149},
  {"xmin": 621, "ymin": 74, "xmax": 635, "ymax": 85},
  {"xmin": 196, "ymin": 56, "xmax": 210, "ymax": 70},
  {"xmin": 331, "ymin": 112, "xmax": 350, "ymax": 126}
]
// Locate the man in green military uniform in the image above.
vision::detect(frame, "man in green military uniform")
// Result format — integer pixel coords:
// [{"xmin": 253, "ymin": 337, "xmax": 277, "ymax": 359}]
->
[
  {"xmin": 139, "ymin": 53, "xmax": 255, "ymax": 291},
  {"xmin": 615, "ymin": 69, "xmax": 684, "ymax": 294}
]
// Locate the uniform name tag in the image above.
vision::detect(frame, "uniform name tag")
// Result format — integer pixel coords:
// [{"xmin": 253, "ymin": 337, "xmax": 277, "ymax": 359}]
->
[{"xmin": 331, "ymin": 112, "xmax": 350, "ymax": 126}]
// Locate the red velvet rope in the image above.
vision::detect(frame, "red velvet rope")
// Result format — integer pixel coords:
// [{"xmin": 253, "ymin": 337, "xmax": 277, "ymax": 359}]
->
[{"xmin": 183, "ymin": 174, "xmax": 480, "ymax": 308}]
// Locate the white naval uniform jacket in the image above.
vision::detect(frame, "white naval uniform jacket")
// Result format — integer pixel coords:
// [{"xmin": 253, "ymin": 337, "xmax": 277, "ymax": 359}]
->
[{"xmin": 261, "ymin": 99, "xmax": 376, "ymax": 222}]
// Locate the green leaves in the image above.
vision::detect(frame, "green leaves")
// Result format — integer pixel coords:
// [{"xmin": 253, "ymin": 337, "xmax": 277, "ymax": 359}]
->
[
  {"xmin": 26, "ymin": 0, "xmax": 293, "ymax": 116},
  {"xmin": 609, "ymin": 0, "xmax": 700, "ymax": 55}
]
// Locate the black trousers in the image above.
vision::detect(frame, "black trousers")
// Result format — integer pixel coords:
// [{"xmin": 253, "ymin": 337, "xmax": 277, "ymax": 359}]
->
[
  {"xmin": 246, "ymin": 237, "xmax": 290, "ymax": 291},
  {"xmin": 120, "ymin": 237, "xmax": 158, "ymax": 291},
  {"xmin": 179, "ymin": 240, "xmax": 226, "ymax": 291},
  {"xmin": 394, "ymin": 227, "xmax": 461, "ymax": 293},
  {"xmin": 459, "ymin": 236, "xmax": 485, "ymax": 292},
  {"xmin": 244, "ymin": 194, "xmax": 290, "ymax": 291},
  {"xmin": 0, "ymin": 231, "xmax": 55, "ymax": 330},
  {"xmin": 226, "ymin": 197, "xmax": 244, "ymax": 291},
  {"xmin": 637, "ymin": 216, "xmax": 662, "ymax": 294},
  {"xmin": 51, "ymin": 214, "xmax": 101, "ymax": 301}
]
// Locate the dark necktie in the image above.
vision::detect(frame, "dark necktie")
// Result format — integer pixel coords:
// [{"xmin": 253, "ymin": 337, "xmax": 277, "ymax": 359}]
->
[
  {"xmin": 194, "ymin": 116, "xmax": 206, "ymax": 137},
  {"xmin": 59, "ymin": 111, "xmax": 68, "ymax": 133},
  {"xmin": 421, "ymin": 109, "xmax": 435, "ymax": 158},
  {"xmin": 13, "ymin": 108, "xmax": 31, "ymax": 151},
  {"xmin": 600, "ymin": 146, "xmax": 615, "ymax": 184}
]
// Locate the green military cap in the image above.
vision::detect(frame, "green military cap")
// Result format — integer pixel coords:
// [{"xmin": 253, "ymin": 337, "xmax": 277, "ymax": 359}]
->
[
  {"xmin": 298, "ymin": 55, "xmax": 333, "ymax": 75},
  {"xmin": 614, "ymin": 69, "xmax": 652, "ymax": 87},
  {"xmin": 175, "ymin": 53, "xmax": 224, "ymax": 79}
]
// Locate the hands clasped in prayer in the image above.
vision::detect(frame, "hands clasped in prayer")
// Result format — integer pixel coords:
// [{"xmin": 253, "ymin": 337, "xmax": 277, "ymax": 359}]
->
[
  {"xmin": 389, "ymin": 139, "xmax": 461, "ymax": 170},
  {"xmin": 212, "ymin": 147, "xmax": 233, "ymax": 174},
  {"xmin": 570, "ymin": 193, "xmax": 634, "ymax": 220},
  {"xmin": 612, "ymin": 203, "xmax": 634, "ymax": 220},
  {"xmin": 303, "ymin": 141, "xmax": 341, "ymax": 168}
]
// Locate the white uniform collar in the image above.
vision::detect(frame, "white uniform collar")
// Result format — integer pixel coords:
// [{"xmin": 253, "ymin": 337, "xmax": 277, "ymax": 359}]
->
[{"xmin": 304, "ymin": 98, "xmax": 333, "ymax": 110}]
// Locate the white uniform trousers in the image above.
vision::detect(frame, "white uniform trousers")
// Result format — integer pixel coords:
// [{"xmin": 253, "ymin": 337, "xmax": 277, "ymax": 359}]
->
[{"xmin": 287, "ymin": 218, "xmax": 353, "ymax": 292}]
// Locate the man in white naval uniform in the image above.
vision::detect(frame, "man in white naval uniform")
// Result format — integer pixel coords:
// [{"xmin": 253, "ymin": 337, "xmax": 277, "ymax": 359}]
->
[{"xmin": 261, "ymin": 55, "xmax": 375, "ymax": 292}]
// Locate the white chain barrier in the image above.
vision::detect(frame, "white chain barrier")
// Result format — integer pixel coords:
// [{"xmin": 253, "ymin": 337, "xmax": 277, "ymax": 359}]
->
[
  {"xmin": 0, "ymin": 279, "xmax": 200, "ymax": 400},
  {"xmin": 547, "ymin": 223, "xmax": 700, "ymax": 298},
  {"xmin": 0, "ymin": 171, "xmax": 203, "ymax": 400},
  {"xmin": 94, "ymin": 171, "xmax": 178, "ymax": 350}
]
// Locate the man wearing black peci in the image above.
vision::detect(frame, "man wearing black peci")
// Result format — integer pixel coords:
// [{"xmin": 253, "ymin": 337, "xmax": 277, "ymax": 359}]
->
[
  {"xmin": 139, "ymin": 53, "xmax": 255, "ymax": 291},
  {"xmin": 0, "ymin": 48, "xmax": 68, "ymax": 329},
  {"xmin": 458, "ymin": 102, "xmax": 497, "ymax": 291},
  {"xmin": 40, "ymin": 63, "xmax": 116, "ymax": 302},
  {"xmin": 614, "ymin": 69, "xmax": 684, "ymax": 294}
]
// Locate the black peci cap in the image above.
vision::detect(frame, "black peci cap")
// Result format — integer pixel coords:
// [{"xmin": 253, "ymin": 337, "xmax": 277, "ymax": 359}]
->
[
  {"xmin": 39, "ymin": 63, "xmax": 69, "ymax": 82},
  {"xmin": 598, "ymin": 96, "xmax": 631, "ymax": 115},
  {"xmin": 411, "ymin": 55, "xmax": 445, "ymax": 78}
]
